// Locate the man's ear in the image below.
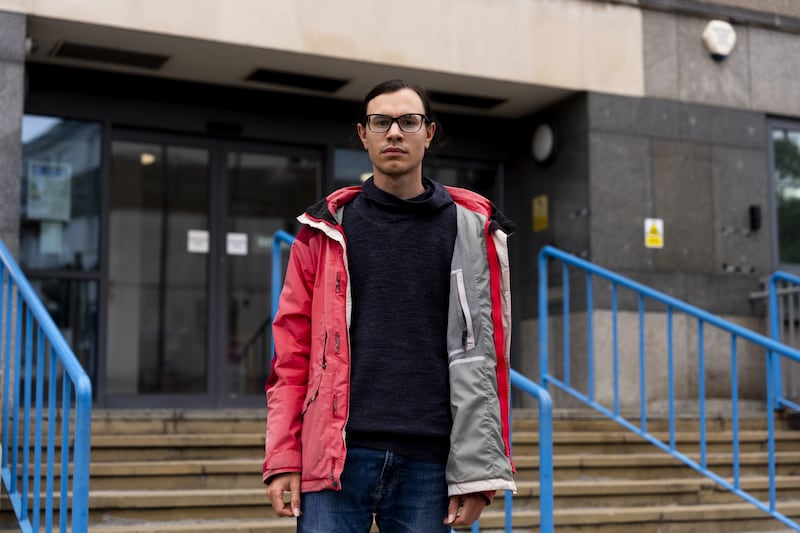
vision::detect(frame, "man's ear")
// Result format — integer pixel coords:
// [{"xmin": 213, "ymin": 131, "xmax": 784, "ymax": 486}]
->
[
  {"xmin": 357, "ymin": 123, "xmax": 368, "ymax": 149},
  {"xmin": 425, "ymin": 121, "xmax": 437, "ymax": 149}
]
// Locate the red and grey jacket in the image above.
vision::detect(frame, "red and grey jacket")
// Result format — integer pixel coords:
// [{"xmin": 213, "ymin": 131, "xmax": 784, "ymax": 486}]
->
[{"xmin": 263, "ymin": 184, "xmax": 517, "ymax": 498}]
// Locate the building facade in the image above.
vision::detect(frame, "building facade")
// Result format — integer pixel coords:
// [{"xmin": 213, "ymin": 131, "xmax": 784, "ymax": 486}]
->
[{"xmin": 0, "ymin": 0, "xmax": 799, "ymax": 409}]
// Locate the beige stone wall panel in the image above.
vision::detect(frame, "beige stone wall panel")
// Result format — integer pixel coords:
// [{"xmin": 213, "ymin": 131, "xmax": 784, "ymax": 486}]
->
[{"xmin": 0, "ymin": 0, "xmax": 644, "ymax": 97}]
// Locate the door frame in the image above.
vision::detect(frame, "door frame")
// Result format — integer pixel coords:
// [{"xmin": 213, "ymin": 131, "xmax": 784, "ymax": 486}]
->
[
  {"xmin": 102, "ymin": 130, "xmax": 322, "ymax": 408},
  {"xmin": 212, "ymin": 139, "xmax": 323, "ymax": 408}
]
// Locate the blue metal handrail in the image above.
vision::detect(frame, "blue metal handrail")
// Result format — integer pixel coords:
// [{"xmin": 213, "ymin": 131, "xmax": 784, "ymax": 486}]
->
[
  {"xmin": 510, "ymin": 369, "xmax": 554, "ymax": 533},
  {"xmin": 269, "ymin": 230, "xmax": 297, "ymax": 363},
  {"xmin": 269, "ymin": 232, "xmax": 554, "ymax": 533},
  {"xmin": 1, "ymin": 239, "xmax": 92, "ymax": 533},
  {"xmin": 539, "ymin": 245, "xmax": 800, "ymax": 531},
  {"xmin": 768, "ymin": 271, "xmax": 800, "ymax": 412}
]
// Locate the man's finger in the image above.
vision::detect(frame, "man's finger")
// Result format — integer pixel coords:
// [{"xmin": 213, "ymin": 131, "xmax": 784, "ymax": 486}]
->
[
  {"xmin": 289, "ymin": 476, "xmax": 302, "ymax": 517},
  {"xmin": 450, "ymin": 494, "xmax": 486, "ymax": 526},
  {"xmin": 443, "ymin": 495, "xmax": 462, "ymax": 524},
  {"xmin": 266, "ymin": 487, "xmax": 293, "ymax": 517}
]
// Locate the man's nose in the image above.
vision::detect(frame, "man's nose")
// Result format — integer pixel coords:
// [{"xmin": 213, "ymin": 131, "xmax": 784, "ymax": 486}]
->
[{"xmin": 386, "ymin": 121, "xmax": 404, "ymax": 137}]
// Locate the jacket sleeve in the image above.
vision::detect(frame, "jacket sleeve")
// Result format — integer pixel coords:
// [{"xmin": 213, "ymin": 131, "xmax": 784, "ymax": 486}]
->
[
  {"xmin": 446, "ymin": 208, "xmax": 516, "ymax": 496},
  {"xmin": 262, "ymin": 230, "xmax": 316, "ymax": 484}
]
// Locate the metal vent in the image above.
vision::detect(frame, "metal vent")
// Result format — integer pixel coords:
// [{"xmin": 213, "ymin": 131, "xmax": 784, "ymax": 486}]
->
[
  {"xmin": 245, "ymin": 68, "xmax": 348, "ymax": 93},
  {"xmin": 429, "ymin": 90, "xmax": 505, "ymax": 110},
  {"xmin": 51, "ymin": 41, "xmax": 169, "ymax": 70}
]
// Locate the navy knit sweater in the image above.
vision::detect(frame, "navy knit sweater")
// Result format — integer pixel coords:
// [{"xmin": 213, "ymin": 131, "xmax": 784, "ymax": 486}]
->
[{"xmin": 342, "ymin": 177, "xmax": 457, "ymax": 464}]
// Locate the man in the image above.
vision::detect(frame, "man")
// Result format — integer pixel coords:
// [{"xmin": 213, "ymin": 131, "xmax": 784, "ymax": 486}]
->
[{"xmin": 263, "ymin": 79, "xmax": 516, "ymax": 532}]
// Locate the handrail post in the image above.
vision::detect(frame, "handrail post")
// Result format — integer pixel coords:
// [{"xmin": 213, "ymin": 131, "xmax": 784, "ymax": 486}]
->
[
  {"xmin": 270, "ymin": 230, "xmax": 296, "ymax": 363},
  {"xmin": 72, "ymin": 376, "xmax": 93, "ymax": 532},
  {"xmin": 510, "ymin": 369, "xmax": 553, "ymax": 533},
  {"xmin": 538, "ymin": 249, "xmax": 549, "ymax": 389},
  {"xmin": 767, "ymin": 271, "xmax": 800, "ymax": 413},
  {"xmin": 768, "ymin": 274, "xmax": 781, "ymax": 411}
]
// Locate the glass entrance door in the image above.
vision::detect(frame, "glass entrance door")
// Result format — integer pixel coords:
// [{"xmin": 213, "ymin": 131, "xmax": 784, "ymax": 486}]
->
[
  {"xmin": 218, "ymin": 147, "xmax": 319, "ymax": 405},
  {"xmin": 106, "ymin": 135, "xmax": 320, "ymax": 407}
]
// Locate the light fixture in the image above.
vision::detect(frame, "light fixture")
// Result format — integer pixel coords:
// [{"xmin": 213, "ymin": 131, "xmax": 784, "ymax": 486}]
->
[
  {"xmin": 140, "ymin": 152, "xmax": 156, "ymax": 166},
  {"xmin": 531, "ymin": 123, "xmax": 558, "ymax": 165}
]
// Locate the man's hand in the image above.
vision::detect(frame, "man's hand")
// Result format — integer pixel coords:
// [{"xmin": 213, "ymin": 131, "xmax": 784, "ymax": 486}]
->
[
  {"xmin": 443, "ymin": 493, "xmax": 487, "ymax": 527},
  {"xmin": 266, "ymin": 472, "xmax": 302, "ymax": 517}
]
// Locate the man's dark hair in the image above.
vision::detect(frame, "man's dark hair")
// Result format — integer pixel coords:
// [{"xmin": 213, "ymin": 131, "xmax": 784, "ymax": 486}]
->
[{"xmin": 359, "ymin": 79, "xmax": 435, "ymax": 125}]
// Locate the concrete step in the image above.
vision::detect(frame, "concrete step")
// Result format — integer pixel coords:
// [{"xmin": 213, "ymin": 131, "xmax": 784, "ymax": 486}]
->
[
  {"xmin": 81, "ymin": 429, "xmax": 799, "ymax": 462},
  {"xmin": 17, "ymin": 449, "xmax": 800, "ymax": 491},
  {"xmin": 23, "ymin": 406, "xmax": 787, "ymax": 436},
  {"xmin": 513, "ymin": 451, "xmax": 800, "ymax": 480},
  {"xmin": 512, "ymin": 428, "xmax": 800, "ymax": 455},
  {"xmin": 7, "ymin": 476, "xmax": 800, "ymax": 521},
  {"xmin": 5, "ymin": 410, "xmax": 800, "ymax": 533},
  {"xmin": 5, "ymin": 496, "xmax": 799, "ymax": 533},
  {"xmin": 88, "ymin": 433, "xmax": 265, "ymax": 461}
]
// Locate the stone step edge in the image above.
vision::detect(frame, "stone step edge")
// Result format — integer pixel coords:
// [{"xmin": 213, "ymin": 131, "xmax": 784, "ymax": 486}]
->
[
  {"xmin": 5, "ymin": 501, "xmax": 797, "ymax": 533},
  {"xmin": 83, "ymin": 429, "xmax": 800, "ymax": 446},
  {"xmin": 77, "ymin": 481, "xmax": 800, "ymax": 508},
  {"xmin": 24, "ymin": 450, "xmax": 800, "ymax": 478}
]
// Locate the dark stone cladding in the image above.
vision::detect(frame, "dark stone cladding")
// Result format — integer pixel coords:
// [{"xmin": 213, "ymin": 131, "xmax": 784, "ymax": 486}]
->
[{"xmin": 0, "ymin": 10, "xmax": 25, "ymax": 254}]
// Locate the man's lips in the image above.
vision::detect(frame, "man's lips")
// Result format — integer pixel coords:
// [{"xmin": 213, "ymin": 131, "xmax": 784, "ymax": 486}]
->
[{"xmin": 382, "ymin": 146, "xmax": 406, "ymax": 155}]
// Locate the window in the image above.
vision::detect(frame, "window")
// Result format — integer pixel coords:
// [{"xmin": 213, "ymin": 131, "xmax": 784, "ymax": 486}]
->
[
  {"xmin": 332, "ymin": 148, "xmax": 371, "ymax": 190},
  {"xmin": 20, "ymin": 115, "xmax": 102, "ymax": 271},
  {"xmin": 772, "ymin": 123, "xmax": 800, "ymax": 264},
  {"xmin": 426, "ymin": 156, "xmax": 502, "ymax": 206},
  {"xmin": 19, "ymin": 114, "xmax": 102, "ymax": 385}
]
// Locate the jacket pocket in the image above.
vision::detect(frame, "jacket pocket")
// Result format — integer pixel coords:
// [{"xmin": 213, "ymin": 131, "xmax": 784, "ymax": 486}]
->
[
  {"xmin": 302, "ymin": 332, "xmax": 327, "ymax": 415},
  {"xmin": 448, "ymin": 269, "xmax": 476, "ymax": 357},
  {"xmin": 302, "ymin": 372, "xmax": 323, "ymax": 415}
]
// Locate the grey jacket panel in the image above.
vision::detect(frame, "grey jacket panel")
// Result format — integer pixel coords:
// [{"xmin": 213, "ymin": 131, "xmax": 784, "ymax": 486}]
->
[{"xmin": 446, "ymin": 204, "xmax": 516, "ymax": 495}]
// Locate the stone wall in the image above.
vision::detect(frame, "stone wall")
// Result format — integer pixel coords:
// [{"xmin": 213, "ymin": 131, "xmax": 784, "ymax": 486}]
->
[{"xmin": 0, "ymin": 10, "xmax": 23, "ymax": 255}]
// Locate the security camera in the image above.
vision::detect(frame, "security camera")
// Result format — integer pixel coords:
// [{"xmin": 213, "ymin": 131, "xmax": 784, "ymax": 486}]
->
[{"xmin": 702, "ymin": 20, "xmax": 736, "ymax": 61}]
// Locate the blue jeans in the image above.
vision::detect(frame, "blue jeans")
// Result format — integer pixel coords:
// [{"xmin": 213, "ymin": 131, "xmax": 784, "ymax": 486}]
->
[{"xmin": 297, "ymin": 447, "xmax": 451, "ymax": 533}]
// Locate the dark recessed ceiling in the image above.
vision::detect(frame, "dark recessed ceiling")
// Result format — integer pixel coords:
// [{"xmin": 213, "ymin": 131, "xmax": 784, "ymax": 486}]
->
[
  {"xmin": 429, "ymin": 90, "xmax": 506, "ymax": 110},
  {"xmin": 50, "ymin": 41, "xmax": 169, "ymax": 70},
  {"xmin": 246, "ymin": 68, "xmax": 349, "ymax": 93}
]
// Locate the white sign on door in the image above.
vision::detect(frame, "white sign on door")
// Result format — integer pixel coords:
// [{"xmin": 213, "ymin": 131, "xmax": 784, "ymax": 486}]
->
[
  {"xmin": 227, "ymin": 233, "xmax": 248, "ymax": 256},
  {"xmin": 187, "ymin": 230, "xmax": 209, "ymax": 254}
]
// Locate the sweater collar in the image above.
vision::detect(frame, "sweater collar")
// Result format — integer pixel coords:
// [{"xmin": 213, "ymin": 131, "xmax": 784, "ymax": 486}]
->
[{"xmin": 361, "ymin": 176, "xmax": 453, "ymax": 214}]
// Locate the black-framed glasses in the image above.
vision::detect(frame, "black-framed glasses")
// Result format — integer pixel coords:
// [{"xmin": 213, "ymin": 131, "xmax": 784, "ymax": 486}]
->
[{"xmin": 365, "ymin": 114, "xmax": 429, "ymax": 133}]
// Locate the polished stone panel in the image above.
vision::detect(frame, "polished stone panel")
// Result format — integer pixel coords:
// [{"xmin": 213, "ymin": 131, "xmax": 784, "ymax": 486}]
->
[
  {"xmin": 0, "ymin": 11, "xmax": 24, "ymax": 255},
  {"xmin": 652, "ymin": 139, "xmax": 715, "ymax": 273},
  {"xmin": 589, "ymin": 131, "xmax": 651, "ymax": 271},
  {"xmin": 643, "ymin": 10, "xmax": 679, "ymax": 100},
  {"xmin": 749, "ymin": 26, "xmax": 800, "ymax": 117}
]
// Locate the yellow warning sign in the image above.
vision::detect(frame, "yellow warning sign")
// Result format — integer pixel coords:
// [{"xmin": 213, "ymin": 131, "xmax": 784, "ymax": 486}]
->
[
  {"xmin": 532, "ymin": 195, "xmax": 549, "ymax": 232},
  {"xmin": 645, "ymin": 218, "xmax": 664, "ymax": 249}
]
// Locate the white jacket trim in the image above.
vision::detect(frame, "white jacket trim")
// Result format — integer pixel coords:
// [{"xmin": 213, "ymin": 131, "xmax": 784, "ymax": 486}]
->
[{"xmin": 448, "ymin": 478, "xmax": 518, "ymax": 496}]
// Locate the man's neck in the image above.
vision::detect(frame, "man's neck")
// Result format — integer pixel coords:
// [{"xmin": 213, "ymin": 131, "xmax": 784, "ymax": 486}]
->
[{"xmin": 372, "ymin": 171, "xmax": 425, "ymax": 200}]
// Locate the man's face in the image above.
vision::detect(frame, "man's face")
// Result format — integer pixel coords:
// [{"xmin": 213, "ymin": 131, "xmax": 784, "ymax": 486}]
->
[{"xmin": 357, "ymin": 88, "xmax": 436, "ymax": 181}]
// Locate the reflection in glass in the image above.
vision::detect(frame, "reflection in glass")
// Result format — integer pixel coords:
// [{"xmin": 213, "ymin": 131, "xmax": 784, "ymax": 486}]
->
[
  {"xmin": 333, "ymin": 148, "xmax": 372, "ymax": 189},
  {"xmin": 29, "ymin": 278, "xmax": 99, "ymax": 387},
  {"xmin": 225, "ymin": 151, "xmax": 319, "ymax": 398},
  {"xmin": 19, "ymin": 115, "xmax": 102, "ymax": 271},
  {"xmin": 427, "ymin": 157, "xmax": 500, "ymax": 205},
  {"xmin": 333, "ymin": 148, "xmax": 501, "ymax": 205},
  {"xmin": 773, "ymin": 127, "xmax": 800, "ymax": 264},
  {"xmin": 107, "ymin": 141, "xmax": 209, "ymax": 394}
]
